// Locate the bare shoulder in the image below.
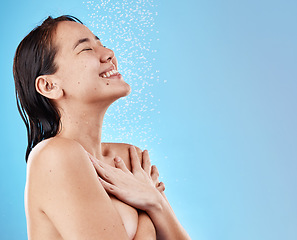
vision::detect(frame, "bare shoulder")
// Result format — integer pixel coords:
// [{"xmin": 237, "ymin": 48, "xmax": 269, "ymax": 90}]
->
[
  {"xmin": 26, "ymin": 137, "xmax": 97, "ymax": 212},
  {"xmin": 102, "ymin": 142, "xmax": 143, "ymax": 160},
  {"xmin": 28, "ymin": 137, "xmax": 87, "ymax": 168},
  {"xmin": 26, "ymin": 137, "xmax": 130, "ymax": 239},
  {"xmin": 26, "ymin": 136, "xmax": 97, "ymax": 194}
]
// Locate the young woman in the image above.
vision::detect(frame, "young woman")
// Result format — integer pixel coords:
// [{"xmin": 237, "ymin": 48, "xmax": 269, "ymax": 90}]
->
[{"xmin": 14, "ymin": 15, "xmax": 190, "ymax": 240}]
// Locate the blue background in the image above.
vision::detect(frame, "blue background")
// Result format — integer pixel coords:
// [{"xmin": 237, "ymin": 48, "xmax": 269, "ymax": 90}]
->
[{"xmin": 1, "ymin": 0, "xmax": 297, "ymax": 239}]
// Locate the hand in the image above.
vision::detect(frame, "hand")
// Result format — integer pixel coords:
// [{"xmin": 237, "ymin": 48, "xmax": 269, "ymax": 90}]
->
[{"xmin": 89, "ymin": 146, "xmax": 165, "ymax": 211}]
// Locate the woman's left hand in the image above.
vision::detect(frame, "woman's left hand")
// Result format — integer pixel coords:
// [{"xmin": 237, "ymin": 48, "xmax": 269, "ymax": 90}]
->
[{"xmin": 89, "ymin": 146, "xmax": 165, "ymax": 212}]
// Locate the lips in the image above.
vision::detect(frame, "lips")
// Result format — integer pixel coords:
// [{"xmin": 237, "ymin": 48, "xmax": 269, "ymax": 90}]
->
[
  {"xmin": 101, "ymin": 69, "xmax": 119, "ymax": 78},
  {"xmin": 99, "ymin": 66, "xmax": 115, "ymax": 77}
]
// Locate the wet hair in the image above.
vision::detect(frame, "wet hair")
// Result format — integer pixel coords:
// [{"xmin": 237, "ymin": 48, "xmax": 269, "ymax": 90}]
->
[{"xmin": 13, "ymin": 15, "xmax": 83, "ymax": 162}]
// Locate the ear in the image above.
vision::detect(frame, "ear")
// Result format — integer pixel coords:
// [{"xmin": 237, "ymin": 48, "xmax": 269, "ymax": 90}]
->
[{"xmin": 35, "ymin": 75, "xmax": 63, "ymax": 100}]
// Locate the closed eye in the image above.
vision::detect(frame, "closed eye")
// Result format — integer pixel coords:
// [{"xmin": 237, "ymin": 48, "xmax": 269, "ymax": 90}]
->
[{"xmin": 81, "ymin": 48, "xmax": 92, "ymax": 52}]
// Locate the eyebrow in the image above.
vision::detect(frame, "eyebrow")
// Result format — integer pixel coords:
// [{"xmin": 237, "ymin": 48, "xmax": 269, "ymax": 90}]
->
[{"xmin": 73, "ymin": 35, "xmax": 100, "ymax": 50}]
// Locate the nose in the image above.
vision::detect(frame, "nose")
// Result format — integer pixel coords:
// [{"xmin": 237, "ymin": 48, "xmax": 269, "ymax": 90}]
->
[{"xmin": 100, "ymin": 47, "xmax": 114, "ymax": 63}]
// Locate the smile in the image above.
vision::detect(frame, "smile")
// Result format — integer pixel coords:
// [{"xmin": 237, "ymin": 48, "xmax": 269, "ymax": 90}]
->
[{"xmin": 101, "ymin": 69, "xmax": 119, "ymax": 78}]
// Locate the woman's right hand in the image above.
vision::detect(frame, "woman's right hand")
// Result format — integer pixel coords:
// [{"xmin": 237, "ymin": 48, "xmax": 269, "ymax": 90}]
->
[
  {"xmin": 90, "ymin": 146, "xmax": 191, "ymax": 240},
  {"xmin": 89, "ymin": 146, "xmax": 165, "ymax": 212}
]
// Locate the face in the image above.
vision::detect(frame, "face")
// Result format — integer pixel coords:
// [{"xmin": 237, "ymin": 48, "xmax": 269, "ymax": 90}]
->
[{"xmin": 51, "ymin": 21, "xmax": 131, "ymax": 107}]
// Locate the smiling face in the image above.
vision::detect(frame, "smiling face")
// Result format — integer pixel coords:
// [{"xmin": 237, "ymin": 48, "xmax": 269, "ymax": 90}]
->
[{"xmin": 51, "ymin": 21, "xmax": 131, "ymax": 108}]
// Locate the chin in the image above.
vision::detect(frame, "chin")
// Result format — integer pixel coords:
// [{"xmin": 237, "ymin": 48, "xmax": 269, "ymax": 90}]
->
[
  {"xmin": 110, "ymin": 83, "xmax": 131, "ymax": 102},
  {"xmin": 118, "ymin": 81, "xmax": 131, "ymax": 97},
  {"xmin": 123, "ymin": 83, "xmax": 131, "ymax": 96}
]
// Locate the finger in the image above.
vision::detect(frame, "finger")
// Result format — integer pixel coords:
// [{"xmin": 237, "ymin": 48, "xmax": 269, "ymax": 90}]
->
[
  {"xmin": 89, "ymin": 156, "xmax": 114, "ymax": 183},
  {"xmin": 98, "ymin": 177, "xmax": 119, "ymax": 195},
  {"xmin": 88, "ymin": 153, "xmax": 98, "ymax": 165},
  {"xmin": 89, "ymin": 154, "xmax": 106, "ymax": 168},
  {"xmin": 89, "ymin": 154, "xmax": 114, "ymax": 170},
  {"xmin": 129, "ymin": 146, "xmax": 141, "ymax": 173},
  {"xmin": 89, "ymin": 155, "xmax": 105, "ymax": 174},
  {"xmin": 150, "ymin": 165, "xmax": 159, "ymax": 182},
  {"xmin": 98, "ymin": 177, "xmax": 127, "ymax": 202},
  {"xmin": 134, "ymin": 146, "xmax": 144, "ymax": 167},
  {"xmin": 142, "ymin": 150, "xmax": 151, "ymax": 174},
  {"xmin": 156, "ymin": 182, "xmax": 165, "ymax": 192},
  {"xmin": 114, "ymin": 156, "xmax": 130, "ymax": 173}
]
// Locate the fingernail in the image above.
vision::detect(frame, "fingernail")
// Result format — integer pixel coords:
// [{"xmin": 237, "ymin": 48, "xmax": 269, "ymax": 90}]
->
[{"xmin": 114, "ymin": 157, "xmax": 121, "ymax": 163}]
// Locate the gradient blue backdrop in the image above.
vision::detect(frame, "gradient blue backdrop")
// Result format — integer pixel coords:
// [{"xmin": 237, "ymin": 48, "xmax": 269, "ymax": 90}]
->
[{"xmin": 1, "ymin": 1, "xmax": 297, "ymax": 239}]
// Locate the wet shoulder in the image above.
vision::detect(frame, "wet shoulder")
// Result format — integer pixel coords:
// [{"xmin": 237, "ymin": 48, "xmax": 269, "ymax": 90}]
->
[
  {"xmin": 102, "ymin": 142, "xmax": 143, "ymax": 168},
  {"xmin": 26, "ymin": 137, "xmax": 91, "ymax": 183},
  {"xmin": 102, "ymin": 142, "xmax": 143, "ymax": 157}
]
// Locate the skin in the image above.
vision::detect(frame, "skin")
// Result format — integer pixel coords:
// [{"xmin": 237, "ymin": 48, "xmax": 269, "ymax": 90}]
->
[
  {"xmin": 26, "ymin": 140, "xmax": 156, "ymax": 240},
  {"xmin": 91, "ymin": 146, "xmax": 191, "ymax": 240},
  {"xmin": 26, "ymin": 21, "xmax": 190, "ymax": 240}
]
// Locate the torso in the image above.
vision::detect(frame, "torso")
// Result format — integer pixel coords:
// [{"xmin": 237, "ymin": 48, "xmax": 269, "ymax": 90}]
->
[
  {"xmin": 100, "ymin": 142, "xmax": 139, "ymax": 239},
  {"xmin": 25, "ymin": 142, "xmax": 140, "ymax": 240}
]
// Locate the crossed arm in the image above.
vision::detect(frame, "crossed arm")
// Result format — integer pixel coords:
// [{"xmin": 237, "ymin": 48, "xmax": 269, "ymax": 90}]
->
[
  {"xmin": 27, "ymin": 138, "xmax": 190, "ymax": 240},
  {"xmin": 89, "ymin": 146, "xmax": 191, "ymax": 240}
]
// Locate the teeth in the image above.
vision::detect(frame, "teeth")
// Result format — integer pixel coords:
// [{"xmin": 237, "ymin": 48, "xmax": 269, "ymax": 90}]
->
[{"xmin": 101, "ymin": 69, "xmax": 118, "ymax": 78}]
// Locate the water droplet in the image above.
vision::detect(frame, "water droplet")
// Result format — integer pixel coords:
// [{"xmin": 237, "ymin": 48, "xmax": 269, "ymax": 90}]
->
[{"xmin": 83, "ymin": 0, "xmax": 164, "ymax": 150}]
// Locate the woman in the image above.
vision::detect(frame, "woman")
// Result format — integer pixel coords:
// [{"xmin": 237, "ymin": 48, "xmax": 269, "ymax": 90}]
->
[{"xmin": 14, "ymin": 15, "xmax": 190, "ymax": 239}]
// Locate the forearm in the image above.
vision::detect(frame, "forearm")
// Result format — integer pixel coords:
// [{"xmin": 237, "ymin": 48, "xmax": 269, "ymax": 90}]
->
[
  {"xmin": 134, "ymin": 211, "xmax": 156, "ymax": 240},
  {"xmin": 90, "ymin": 148, "xmax": 190, "ymax": 239},
  {"xmin": 146, "ymin": 191, "xmax": 191, "ymax": 240}
]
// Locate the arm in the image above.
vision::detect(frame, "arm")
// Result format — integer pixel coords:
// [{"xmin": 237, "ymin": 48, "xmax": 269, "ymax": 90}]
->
[
  {"xmin": 134, "ymin": 148, "xmax": 186, "ymax": 239},
  {"xmin": 27, "ymin": 138, "xmax": 130, "ymax": 240},
  {"xmin": 133, "ymin": 210, "xmax": 156, "ymax": 240},
  {"xmin": 90, "ymin": 146, "xmax": 191, "ymax": 240},
  {"xmin": 132, "ymin": 147, "xmax": 157, "ymax": 240},
  {"xmin": 145, "ymin": 190, "xmax": 190, "ymax": 240}
]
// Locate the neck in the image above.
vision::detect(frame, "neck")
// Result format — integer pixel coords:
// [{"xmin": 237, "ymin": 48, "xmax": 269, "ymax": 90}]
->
[{"xmin": 57, "ymin": 102, "xmax": 110, "ymax": 160}]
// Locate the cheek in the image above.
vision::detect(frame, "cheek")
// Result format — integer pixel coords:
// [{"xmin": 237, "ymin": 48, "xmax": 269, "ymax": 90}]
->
[
  {"xmin": 70, "ymin": 60, "xmax": 99, "ymax": 81},
  {"xmin": 54, "ymin": 55, "xmax": 101, "ymax": 91}
]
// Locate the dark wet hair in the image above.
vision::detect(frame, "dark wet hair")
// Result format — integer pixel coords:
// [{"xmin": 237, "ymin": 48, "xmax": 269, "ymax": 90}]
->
[{"xmin": 13, "ymin": 15, "xmax": 83, "ymax": 162}]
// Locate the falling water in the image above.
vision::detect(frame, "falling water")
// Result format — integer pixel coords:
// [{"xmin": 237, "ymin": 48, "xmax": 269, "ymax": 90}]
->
[{"xmin": 83, "ymin": 0, "xmax": 162, "ymax": 150}]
